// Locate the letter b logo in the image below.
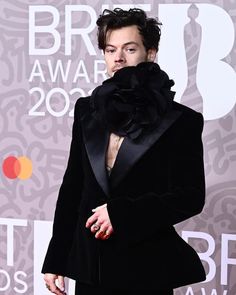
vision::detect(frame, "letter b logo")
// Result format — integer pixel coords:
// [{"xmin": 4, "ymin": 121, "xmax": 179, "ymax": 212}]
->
[{"xmin": 158, "ymin": 4, "xmax": 236, "ymax": 120}]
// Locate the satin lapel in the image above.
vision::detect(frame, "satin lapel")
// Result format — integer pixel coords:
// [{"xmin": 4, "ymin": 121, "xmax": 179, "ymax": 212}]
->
[
  {"xmin": 79, "ymin": 109, "xmax": 110, "ymax": 197},
  {"xmin": 110, "ymin": 109, "xmax": 182, "ymax": 188}
]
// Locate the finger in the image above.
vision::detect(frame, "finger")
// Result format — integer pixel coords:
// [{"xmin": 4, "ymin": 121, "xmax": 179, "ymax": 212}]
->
[
  {"xmin": 57, "ymin": 276, "xmax": 65, "ymax": 292},
  {"xmin": 99, "ymin": 231, "xmax": 110, "ymax": 240},
  {"xmin": 44, "ymin": 274, "xmax": 65, "ymax": 295},
  {"xmin": 95, "ymin": 229, "xmax": 106, "ymax": 239},
  {"xmin": 49, "ymin": 283, "xmax": 58, "ymax": 294},
  {"xmin": 95, "ymin": 223, "xmax": 109, "ymax": 239},
  {"xmin": 44, "ymin": 274, "xmax": 57, "ymax": 289},
  {"xmin": 50, "ymin": 285, "xmax": 65, "ymax": 295},
  {"xmin": 105, "ymin": 225, "xmax": 113, "ymax": 236},
  {"xmin": 100, "ymin": 232, "xmax": 110, "ymax": 240},
  {"xmin": 103, "ymin": 227, "xmax": 114, "ymax": 240},
  {"xmin": 95, "ymin": 220, "xmax": 109, "ymax": 233},
  {"xmin": 85, "ymin": 213, "xmax": 98, "ymax": 228},
  {"xmin": 90, "ymin": 223, "xmax": 101, "ymax": 233},
  {"xmin": 97, "ymin": 227, "xmax": 112, "ymax": 240}
]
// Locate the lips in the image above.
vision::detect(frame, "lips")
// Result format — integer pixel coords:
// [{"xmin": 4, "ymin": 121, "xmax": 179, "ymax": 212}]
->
[{"xmin": 112, "ymin": 66, "xmax": 124, "ymax": 73}]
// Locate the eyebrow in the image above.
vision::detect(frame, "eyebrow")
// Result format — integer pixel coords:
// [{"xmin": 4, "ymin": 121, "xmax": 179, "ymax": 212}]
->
[{"xmin": 105, "ymin": 41, "xmax": 140, "ymax": 48}]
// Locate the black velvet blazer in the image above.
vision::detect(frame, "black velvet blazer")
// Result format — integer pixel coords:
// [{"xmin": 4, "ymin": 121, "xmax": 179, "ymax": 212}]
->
[{"xmin": 42, "ymin": 97, "xmax": 206, "ymax": 290}]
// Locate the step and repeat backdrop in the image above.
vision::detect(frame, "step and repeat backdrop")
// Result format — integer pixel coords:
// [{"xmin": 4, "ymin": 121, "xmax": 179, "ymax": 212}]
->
[{"xmin": 0, "ymin": 0, "xmax": 236, "ymax": 294}]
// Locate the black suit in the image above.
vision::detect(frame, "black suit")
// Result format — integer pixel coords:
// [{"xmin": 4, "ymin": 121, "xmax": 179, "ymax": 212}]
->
[{"xmin": 42, "ymin": 96, "xmax": 206, "ymax": 291}]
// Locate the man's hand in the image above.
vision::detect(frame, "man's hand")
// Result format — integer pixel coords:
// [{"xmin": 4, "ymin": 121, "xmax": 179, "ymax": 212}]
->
[
  {"xmin": 44, "ymin": 273, "xmax": 66, "ymax": 295},
  {"xmin": 86, "ymin": 204, "xmax": 114, "ymax": 240}
]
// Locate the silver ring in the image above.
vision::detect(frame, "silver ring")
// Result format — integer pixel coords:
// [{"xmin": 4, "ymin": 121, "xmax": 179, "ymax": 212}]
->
[{"xmin": 93, "ymin": 223, "xmax": 100, "ymax": 231}]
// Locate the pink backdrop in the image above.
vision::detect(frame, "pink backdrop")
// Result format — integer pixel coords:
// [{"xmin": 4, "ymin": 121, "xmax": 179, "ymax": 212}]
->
[{"xmin": 0, "ymin": 1, "xmax": 236, "ymax": 294}]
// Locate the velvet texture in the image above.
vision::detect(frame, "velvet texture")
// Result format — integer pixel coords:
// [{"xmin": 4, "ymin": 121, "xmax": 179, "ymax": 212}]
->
[{"xmin": 42, "ymin": 64, "xmax": 206, "ymax": 291}]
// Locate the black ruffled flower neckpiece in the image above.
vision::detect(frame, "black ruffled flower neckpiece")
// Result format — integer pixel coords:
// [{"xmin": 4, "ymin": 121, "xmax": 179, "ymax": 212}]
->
[{"xmin": 90, "ymin": 62, "xmax": 175, "ymax": 140}]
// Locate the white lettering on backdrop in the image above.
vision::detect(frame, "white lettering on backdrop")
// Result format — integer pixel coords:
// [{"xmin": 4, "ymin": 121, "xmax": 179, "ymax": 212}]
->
[{"xmin": 28, "ymin": 4, "xmax": 236, "ymax": 121}]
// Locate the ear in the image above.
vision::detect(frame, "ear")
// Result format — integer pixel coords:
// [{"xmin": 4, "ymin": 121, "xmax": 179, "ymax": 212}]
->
[{"xmin": 147, "ymin": 48, "xmax": 157, "ymax": 62}]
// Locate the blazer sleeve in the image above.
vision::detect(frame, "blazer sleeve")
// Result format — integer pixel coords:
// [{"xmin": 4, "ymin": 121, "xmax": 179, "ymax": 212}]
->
[
  {"xmin": 107, "ymin": 111, "xmax": 205, "ymax": 245},
  {"xmin": 42, "ymin": 99, "xmax": 84, "ymax": 275}
]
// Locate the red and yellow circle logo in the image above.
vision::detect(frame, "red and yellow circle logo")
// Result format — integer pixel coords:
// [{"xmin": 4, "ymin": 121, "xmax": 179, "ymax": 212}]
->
[{"xmin": 2, "ymin": 156, "xmax": 33, "ymax": 180}]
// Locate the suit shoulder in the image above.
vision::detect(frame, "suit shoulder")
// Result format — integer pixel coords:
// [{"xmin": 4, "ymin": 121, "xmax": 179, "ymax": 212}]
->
[
  {"xmin": 74, "ymin": 96, "xmax": 91, "ymax": 114},
  {"xmin": 173, "ymin": 101, "xmax": 203, "ymax": 122},
  {"xmin": 172, "ymin": 102, "xmax": 204, "ymax": 133},
  {"xmin": 75, "ymin": 96, "xmax": 90, "ymax": 108}
]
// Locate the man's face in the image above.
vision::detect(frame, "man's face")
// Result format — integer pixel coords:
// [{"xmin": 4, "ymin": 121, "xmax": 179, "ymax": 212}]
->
[{"xmin": 104, "ymin": 25, "xmax": 157, "ymax": 77}]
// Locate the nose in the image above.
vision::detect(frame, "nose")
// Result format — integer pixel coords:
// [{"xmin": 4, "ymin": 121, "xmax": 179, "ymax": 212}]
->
[{"xmin": 114, "ymin": 49, "xmax": 125, "ymax": 63}]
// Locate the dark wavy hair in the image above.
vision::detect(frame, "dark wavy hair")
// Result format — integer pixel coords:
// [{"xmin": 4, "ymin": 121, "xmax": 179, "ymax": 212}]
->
[{"xmin": 96, "ymin": 8, "xmax": 162, "ymax": 52}]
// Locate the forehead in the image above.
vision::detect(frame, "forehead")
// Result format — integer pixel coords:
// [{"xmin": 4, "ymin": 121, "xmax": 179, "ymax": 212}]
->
[{"xmin": 105, "ymin": 25, "xmax": 143, "ymax": 46}]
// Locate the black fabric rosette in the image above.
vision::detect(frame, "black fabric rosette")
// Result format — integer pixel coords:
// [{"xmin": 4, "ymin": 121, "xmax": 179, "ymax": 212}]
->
[{"xmin": 90, "ymin": 62, "xmax": 175, "ymax": 139}]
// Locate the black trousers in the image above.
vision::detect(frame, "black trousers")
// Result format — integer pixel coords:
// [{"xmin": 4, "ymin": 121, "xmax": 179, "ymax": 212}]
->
[{"xmin": 75, "ymin": 283, "xmax": 174, "ymax": 295}]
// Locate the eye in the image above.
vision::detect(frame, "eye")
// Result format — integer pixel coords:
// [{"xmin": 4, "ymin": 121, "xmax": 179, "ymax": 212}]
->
[
  {"xmin": 126, "ymin": 47, "xmax": 136, "ymax": 53},
  {"xmin": 105, "ymin": 47, "xmax": 116, "ymax": 54}
]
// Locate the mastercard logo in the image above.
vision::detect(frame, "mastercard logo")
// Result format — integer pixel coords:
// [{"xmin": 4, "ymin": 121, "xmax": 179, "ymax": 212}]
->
[{"xmin": 2, "ymin": 156, "xmax": 33, "ymax": 180}]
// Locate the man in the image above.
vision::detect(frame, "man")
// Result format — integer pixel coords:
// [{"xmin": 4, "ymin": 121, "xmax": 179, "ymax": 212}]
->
[{"xmin": 42, "ymin": 8, "xmax": 206, "ymax": 295}]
